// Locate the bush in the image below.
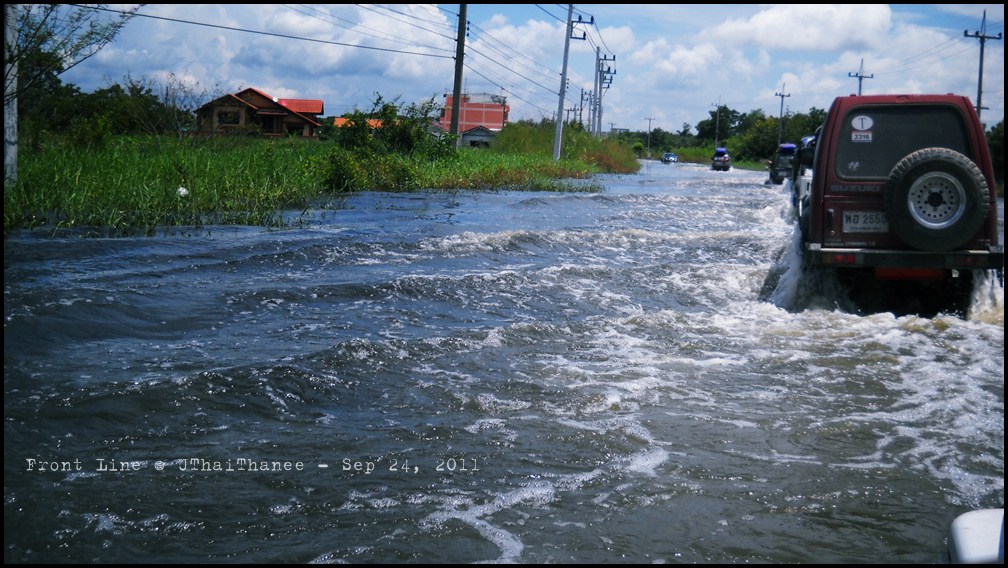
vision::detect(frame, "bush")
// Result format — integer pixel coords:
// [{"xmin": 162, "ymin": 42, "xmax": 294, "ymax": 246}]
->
[
  {"xmin": 68, "ymin": 114, "xmax": 112, "ymax": 150},
  {"xmin": 314, "ymin": 146, "xmax": 367, "ymax": 192}
]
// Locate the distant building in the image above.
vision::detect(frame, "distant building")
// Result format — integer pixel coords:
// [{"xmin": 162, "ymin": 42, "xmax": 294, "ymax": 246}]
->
[
  {"xmin": 196, "ymin": 88, "xmax": 323, "ymax": 138},
  {"xmin": 459, "ymin": 125, "xmax": 495, "ymax": 148},
  {"xmin": 439, "ymin": 92, "xmax": 509, "ymax": 134}
]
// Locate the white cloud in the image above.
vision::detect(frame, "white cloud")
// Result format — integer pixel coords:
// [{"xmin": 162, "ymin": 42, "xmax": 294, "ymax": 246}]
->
[
  {"xmin": 707, "ymin": 4, "xmax": 893, "ymax": 51},
  {"xmin": 51, "ymin": 4, "xmax": 1003, "ymax": 132}
]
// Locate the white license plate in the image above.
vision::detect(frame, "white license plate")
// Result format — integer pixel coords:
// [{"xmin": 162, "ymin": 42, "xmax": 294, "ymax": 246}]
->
[{"xmin": 843, "ymin": 211, "xmax": 888, "ymax": 233}]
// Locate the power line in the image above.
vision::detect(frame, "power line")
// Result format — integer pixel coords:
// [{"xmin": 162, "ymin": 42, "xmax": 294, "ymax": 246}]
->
[
  {"xmin": 463, "ymin": 53, "xmax": 557, "ymax": 96},
  {"xmin": 464, "ymin": 63, "xmax": 553, "ymax": 118},
  {"xmin": 434, "ymin": 4, "xmax": 568, "ymax": 112},
  {"xmin": 365, "ymin": 3, "xmax": 448, "ymax": 28},
  {"xmin": 75, "ymin": 4, "xmax": 453, "ymax": 59},
  {"xmin": 465, "ymin": 23, "xmax": 559, "ymax": 87},
  {"xmin": 576, "ymin": 7, "xmax": 613, "ymax": 57},
  {"xmin": 73, "ymin": 4, "xmax": 606, "ymax": 124},
  {"xmin": 284, "ymin": 4, "xmax": 451, "ymax": 53},
  {"xmin": 534, "ymin": 4, "xmax": 566, "ymax": 24},
  {"xmin": 355, "ymin": 4, "xmax": 456, "ymax": 43}
]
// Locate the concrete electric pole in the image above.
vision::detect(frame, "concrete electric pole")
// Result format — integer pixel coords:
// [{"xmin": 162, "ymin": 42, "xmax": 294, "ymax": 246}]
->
[
  {"xmin": 848, "ymin": 58, "xmax": 873, "ymax": 96},
  {"xmin": 449, "ymin": 4, "xmax": 467, "ymax": 146},
  {"xmin": 775, "ymin": 84, "xmax": 790, "ymax": 146},
  {"xmin": 964, "ymin": 10, "xmax": 1002, "ymax": 122}
]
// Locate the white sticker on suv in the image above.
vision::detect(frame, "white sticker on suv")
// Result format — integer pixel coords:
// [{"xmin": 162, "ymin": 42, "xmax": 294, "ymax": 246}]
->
[
  {"xmin": 851, "ymin": 115, "xmax": 873, "ymax": 130},
  {"xmin": 850, "ymin": 115, "xmax": 873, "ymax": 143},
  {"xmin": 843, "ymin": 211, "xmax": 888, "ymax": 233}
]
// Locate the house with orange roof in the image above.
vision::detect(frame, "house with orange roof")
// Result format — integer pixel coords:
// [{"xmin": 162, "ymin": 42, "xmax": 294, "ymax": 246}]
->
[
  {"xmin": 196, "ymin": 87, "xmax": 324, "ymax": 138},
  {"xmin": 330, "ymin": 117, "xmax": 383, "ymax": 129}
]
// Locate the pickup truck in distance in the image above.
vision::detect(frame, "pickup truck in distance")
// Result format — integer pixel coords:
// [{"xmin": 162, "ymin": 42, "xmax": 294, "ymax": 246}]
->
[{"xmin": 793, "ymin": 94, "xmax": 1003, "ymax": 316}]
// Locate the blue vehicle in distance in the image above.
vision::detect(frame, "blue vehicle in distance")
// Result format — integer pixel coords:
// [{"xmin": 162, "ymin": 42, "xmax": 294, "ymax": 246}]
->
[{"xmin": 711, "ymin": 148, "xmax": 731, "ymax": 171}]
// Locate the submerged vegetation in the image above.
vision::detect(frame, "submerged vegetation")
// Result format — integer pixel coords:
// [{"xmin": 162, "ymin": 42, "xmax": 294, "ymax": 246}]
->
[{"xmin": 5, "ymin": 98, "xmax": 640, "ymax": 236}]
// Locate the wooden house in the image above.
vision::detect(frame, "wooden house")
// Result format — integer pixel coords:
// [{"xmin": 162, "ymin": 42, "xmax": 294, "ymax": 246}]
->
[{"xmin": 196, "ymin": 88, "xmax": 324, "ymax": 138}]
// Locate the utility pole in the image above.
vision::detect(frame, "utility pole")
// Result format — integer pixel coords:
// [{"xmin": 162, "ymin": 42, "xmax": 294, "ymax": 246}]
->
[
  {"xmin": 597, "ymin": 62, "xmax": 614, "ymax": 136},
  {"xmin": 591, "ymin": 48, "xmax": 599, "ymax": 135},
  {"xmin": 964, "ymin": 9, "xmax": 1002, "ymax": 122},
  {"xmin": 848, "ymin": 58, "xmax": 873, "ymax": 96},
  {"xmin": 553, "ymin": 7, "xmax": 589, "ymax": 161},
  {"xmin": 712, "ymin": 96, "xmax": 721, "ymax": 149},
  {"xmin": 592, "ymin": 50, "xmax": 615, "ymax": 137},
  {"xmin": 775, "ymin": 83, "xmax": 790, "ymax": 146},
  {"xmin": 645, "ymin": 116, "xmax": 654, "ymax": 157},
  {"xmin": 579, "ymin": 88, "xmax": 589, "ymax": 127},
  {"xmin": 449, "ymin": 4, "xmax": 467, "ymax": 146},
  {"xmin": 552, "ymin": 5, "xmax": 573, "ymax": 161}
]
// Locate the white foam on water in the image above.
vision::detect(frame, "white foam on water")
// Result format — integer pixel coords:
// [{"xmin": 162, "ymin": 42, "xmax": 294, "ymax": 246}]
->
[
  {"xmin": 967, "ymin": 269, "xmax": 1005, "ymax": 324},
  {"xmin": 623, "ymin": 447, "xmax": 670, "ymax": 476}
]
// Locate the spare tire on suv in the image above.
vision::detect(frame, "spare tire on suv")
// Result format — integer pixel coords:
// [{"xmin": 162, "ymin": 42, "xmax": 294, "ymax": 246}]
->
[{"xmin": 884, "ymin": 147, "xmax": 990, "ymax": 252}]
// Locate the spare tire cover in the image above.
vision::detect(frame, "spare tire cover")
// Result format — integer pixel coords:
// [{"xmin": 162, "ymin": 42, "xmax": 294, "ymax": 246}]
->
[{"xmin": 883, "ymin": 147, "xmax": 990, "ymax": 252}]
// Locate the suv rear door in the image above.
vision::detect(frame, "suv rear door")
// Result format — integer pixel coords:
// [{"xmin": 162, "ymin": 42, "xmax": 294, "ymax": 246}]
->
[{"xmin": 809, "ymin": 96, "xmax": 996, "ymax": 254}]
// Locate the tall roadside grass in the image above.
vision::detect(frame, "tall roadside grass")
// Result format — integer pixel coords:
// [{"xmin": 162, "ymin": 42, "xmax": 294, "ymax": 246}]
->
[
  {"xmin": 313, "ymin": 144, "xmax": 607, "ymax": 195},
  {"xmin": 318, "ymin": 121, "xmax": 638, "ymax": 194},
  {"xmin": 7, "ymin": 135, "xmax": 328, "ymax": 236},
  {"xmin": 6, "ymin": 124, "xmax": 640, "ymax": 236},
  {"xmin": 493, "ymin": 121, "xmax": 640, "ymax": 174}
]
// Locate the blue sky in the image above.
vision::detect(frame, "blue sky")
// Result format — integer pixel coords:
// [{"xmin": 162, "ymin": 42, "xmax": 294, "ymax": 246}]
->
[{"xmin": 60, "ymin": 4, "xmax": 1005, "ymax": 136}]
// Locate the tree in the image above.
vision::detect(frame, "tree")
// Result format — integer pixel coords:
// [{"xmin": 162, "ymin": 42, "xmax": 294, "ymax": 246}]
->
[
  {"xmin": 93, "ymin": 73, "xmax": 213, "ymax": 138},
  {"xmin": 695, "ymin": 105, "xmax": 742, "ymax": 146},
  {"xmin": 732, "ymin": 115, "xmax": 779, "ymax": 161},
  {"xmin": 783, "ymin": 107, "xmax": 826, "ymax": 143},
  {"xmin": 5, "ymin": 3, "xmax": 141, "ymax": 183}
]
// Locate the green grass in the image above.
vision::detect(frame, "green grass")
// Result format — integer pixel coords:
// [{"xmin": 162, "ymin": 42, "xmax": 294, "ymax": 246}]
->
[
  {"xmin": 6, "ymin": 136, "xmax": 327, "ymax": 235},
  {"xmin": 5, "ymin": 128, "xmax": 640, "ymax": 236}
]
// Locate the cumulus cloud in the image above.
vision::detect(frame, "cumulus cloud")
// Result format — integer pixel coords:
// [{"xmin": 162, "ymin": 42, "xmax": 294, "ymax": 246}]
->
[
  {"xmin": 707, "ymin": 4, "xmax": 893, "ymax": 51},
  {"xmin": 52, "ymin": 4, "xmax": 1003, "ymax": 134}
]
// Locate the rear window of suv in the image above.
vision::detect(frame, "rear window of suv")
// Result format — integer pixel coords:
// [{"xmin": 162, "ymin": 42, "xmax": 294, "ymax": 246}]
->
[{"xmin": 834, "ymin": 106, "xmax": 971, "ymax": 180}]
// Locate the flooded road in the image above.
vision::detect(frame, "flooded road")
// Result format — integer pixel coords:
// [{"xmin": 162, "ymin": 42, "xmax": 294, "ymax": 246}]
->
[{"xmin": 4, "ymin": 160, "xmax": 1003, "ymax": 563}]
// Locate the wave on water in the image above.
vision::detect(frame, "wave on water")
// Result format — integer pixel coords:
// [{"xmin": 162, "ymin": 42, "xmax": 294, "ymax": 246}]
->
[{"xmin": 759, "ymin": 213, "xmax": 1004, "ymax": 321}]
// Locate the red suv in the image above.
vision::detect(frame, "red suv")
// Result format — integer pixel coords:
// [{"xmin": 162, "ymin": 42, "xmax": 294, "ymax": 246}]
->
[{"xmin": 794, "ymin": 94, "xmax": 1003, "ymax": 315}]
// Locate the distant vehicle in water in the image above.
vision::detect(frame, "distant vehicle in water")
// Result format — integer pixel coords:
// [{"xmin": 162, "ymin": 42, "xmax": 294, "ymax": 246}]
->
[
  {"xmin": 711, "ymin": 147, "xmax": 731, "ymax": 171},
  {"xmin": 767, "ymin": 143, "xmax": 797, "ymax": 185},
  {"xmin": 661, "ymin": 152, "xmax": 679, "ymax": 164}
]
